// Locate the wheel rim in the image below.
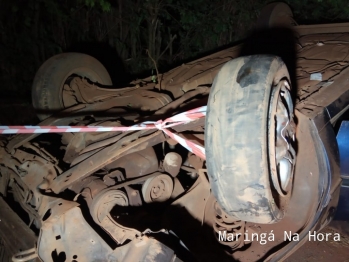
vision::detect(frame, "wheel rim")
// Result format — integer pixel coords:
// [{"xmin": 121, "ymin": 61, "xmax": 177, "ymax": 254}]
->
[{"xmin": 269, "ymin": 80, "xmax": 296, "ymax": 197}]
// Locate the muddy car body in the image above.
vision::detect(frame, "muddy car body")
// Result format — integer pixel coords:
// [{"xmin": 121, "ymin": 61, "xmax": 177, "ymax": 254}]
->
[{"xmin": 0, "ymin": 4, "xmax": 348, "ymax": 262}]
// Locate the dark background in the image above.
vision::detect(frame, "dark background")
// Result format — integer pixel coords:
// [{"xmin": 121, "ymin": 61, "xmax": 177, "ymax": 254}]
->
[{"xmin": 1, "ymin": 0, "xmax": 349, "ymax": 100}]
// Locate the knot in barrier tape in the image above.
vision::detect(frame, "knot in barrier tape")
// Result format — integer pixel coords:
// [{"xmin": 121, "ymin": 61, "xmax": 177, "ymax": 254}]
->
[{"xmin": 154, "ymin": 120, "xmax": 164, "ymax": 131}]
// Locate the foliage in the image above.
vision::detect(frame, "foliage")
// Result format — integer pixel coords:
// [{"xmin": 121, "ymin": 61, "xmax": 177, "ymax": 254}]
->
[
  {"xmin": 82, "ymin": 0, "xmax": 111, "ymax": 11},
  {"xmin": 285, "ymin": 0, "xmax": 349, "ymax": 22},
  {"xmin": 1, "ymin": 0, "xmax": 349, "ymax": 97}
]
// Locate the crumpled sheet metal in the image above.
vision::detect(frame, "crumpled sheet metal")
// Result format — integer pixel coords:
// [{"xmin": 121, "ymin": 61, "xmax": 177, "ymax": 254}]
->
[
  {"xmin": 296, "ymin": 33, "xmax": 349, "ymax": 99},
  {"xmin": 159, "ymin": 46, "xmax": 240, "ymax": 97},
  {"xmin": 298, "ymin": 33, "xmax": 349, "ymax": 47},
  {"xmin": 37, "ymin": 201, "xmax": 177, "ymax": 262}
]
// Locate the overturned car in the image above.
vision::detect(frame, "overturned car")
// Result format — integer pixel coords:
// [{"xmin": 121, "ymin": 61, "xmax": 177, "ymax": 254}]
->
[{"xmin": 0, "ymin": 3, "xmax": 348, "ymax": 262}]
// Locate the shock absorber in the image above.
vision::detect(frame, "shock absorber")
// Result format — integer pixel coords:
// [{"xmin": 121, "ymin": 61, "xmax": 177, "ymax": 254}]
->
[{"xmin": 213, "ymin": 201, "xmax": 247, "ymax": 250}]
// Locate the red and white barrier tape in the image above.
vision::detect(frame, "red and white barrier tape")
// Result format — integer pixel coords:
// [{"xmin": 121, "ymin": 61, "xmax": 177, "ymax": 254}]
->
[{"xmin": 0, "ymin": 106, "xmax": 207, "ymax": 159}]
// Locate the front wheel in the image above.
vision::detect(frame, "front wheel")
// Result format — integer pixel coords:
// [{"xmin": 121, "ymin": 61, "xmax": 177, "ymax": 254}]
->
[{"xmin": 205, "ymin": 55, "xmax": 296, "ymax": 224}]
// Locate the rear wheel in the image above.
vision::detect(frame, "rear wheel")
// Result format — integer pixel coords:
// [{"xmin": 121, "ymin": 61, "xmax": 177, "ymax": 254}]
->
[
  {"xmin": 32, "ymin": 53, "xmax": 112, "ymax": 120},
  {"xmin": 256, "ymin": 2, "xmax": 295, "ymax": 29},
  {"xmin": 205, "ymin": 55, "xmax": 296, "ymax": 224}
]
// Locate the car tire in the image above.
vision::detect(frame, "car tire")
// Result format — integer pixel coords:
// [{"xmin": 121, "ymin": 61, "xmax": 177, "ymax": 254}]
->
[
  {"xmin": 32, "ymin": 53, "xmax": 112, "ymax": 120},
  {"xmin": 256, "ymin": 2, "xmax": 294, "ymax": 29},
  {"xmin": 205, "ymin": 55, "xmax": 296, "ymax": 224}
]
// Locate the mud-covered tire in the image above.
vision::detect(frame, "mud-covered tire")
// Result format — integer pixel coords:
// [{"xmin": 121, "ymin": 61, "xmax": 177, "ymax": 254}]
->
[
  {"xmin": 205, "ymin": 55, "xmax": 293, "ymax": 224},
  {"xmin": 32, "ymin": 53, "xmax": 112, "ymax": 120}
]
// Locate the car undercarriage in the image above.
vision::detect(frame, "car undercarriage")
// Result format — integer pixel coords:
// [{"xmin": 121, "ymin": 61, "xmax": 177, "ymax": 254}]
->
[{"xmin": 1, "ymin": 3, "xmax": 349, "ymax": 262}]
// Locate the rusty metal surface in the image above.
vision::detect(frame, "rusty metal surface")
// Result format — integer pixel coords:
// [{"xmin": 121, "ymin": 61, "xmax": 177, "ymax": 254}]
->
[
  {"xmin": 50, "ymin": 130, "xmax": 165, "ymax": 193},
  {"xmin": 296, "ymin": 35, "xmax": 349, "ymax": 105},
  {"xmin": 142, "ymin": 173, "xmax": 174, "ymax": 203},
  {"xmin": 104, "ymin": 147, "xmax": 159, "ymax": 179},
  {"xmin": 163, "ymin": 152, "xmax": 182, "ymax": 177},
  {"xmin": 0, "ymin": 197, "xmax": 38, "ymax": 260},
  {"xmin": 294, "ymin": 22, "xmax": 349, "ymax": 36},
  {"xmin": 213, "ymin": 201, "xmax": 247, "ymax": 250},
  {"xmin": 36, "ymin": 199, "xmax": 180, "ymax": 261}
]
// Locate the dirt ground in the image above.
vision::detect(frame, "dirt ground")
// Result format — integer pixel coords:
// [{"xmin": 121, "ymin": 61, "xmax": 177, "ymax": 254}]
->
[{"xmin": 286, "ymin": 227, "xmax": 349, "ymax": 262}]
